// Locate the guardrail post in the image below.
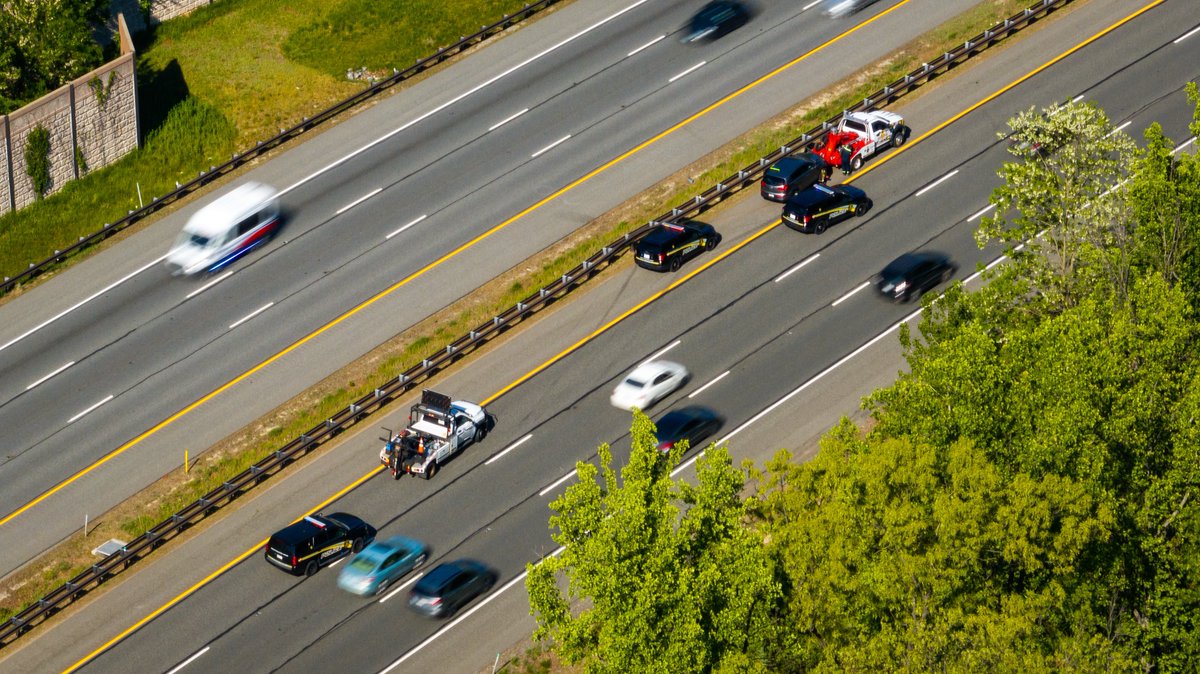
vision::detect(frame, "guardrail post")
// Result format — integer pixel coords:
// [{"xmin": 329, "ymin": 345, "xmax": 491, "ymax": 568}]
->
[
  {"xmin": 349, "ymin": 403, "xmax": 362, "ymax": 414},
  {"xmin": 561, "ymin": 274, "xmax": 572, "ymax": 284},
  {"xmin": 422, "ymin": 359, "xmax": 432, "ymax": 368},
  {"xmin": 494, "ymin": 316, "xmax": 504, "ymax": 326},
  {"xmin": 516, "ymin": 302, "xmax": 526, "ymax": 311},
  {"xmin": 446, "ymin": 344, "xmax": 456, "ymax": 355}
]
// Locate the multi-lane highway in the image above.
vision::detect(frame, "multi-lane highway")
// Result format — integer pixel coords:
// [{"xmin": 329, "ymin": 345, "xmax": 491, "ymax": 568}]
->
[
  {"xmin": 0, "ymin": 0, "xmax": 986, "ymax": 578},
  {"xmin": 2, "ymin": 0, "xmax": 1192, "ymax": 672}
]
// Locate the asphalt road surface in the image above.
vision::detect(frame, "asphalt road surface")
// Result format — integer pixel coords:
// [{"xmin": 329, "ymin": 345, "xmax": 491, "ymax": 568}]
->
[
  {"xmin": 0, "ymin": 0, "xmax": 983, "ymax": 578},
  {"xmin": 2, "ymin": 0, "xmax": 1190, "ymax": 672}
]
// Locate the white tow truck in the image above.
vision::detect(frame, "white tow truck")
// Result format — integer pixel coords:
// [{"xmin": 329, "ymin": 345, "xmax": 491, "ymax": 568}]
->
[{"xmin": 378, "ymin": 390, "xmax": 491, "ymax": 480}]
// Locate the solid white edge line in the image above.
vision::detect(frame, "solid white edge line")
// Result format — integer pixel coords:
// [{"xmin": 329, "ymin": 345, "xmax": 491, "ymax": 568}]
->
[
  {"xmin": 27, "ymin": 361, "xmax": 76, "ymax": 391},
  {"xmin": 386, "ymin": 214, "xmax": 428, "ymax": 240},
  {"xmin": 185, "ymin": 271, "xmax": 232, "ymax": 300},
  {"xmin": 967, "ymin": 203, "xmax": 996, "ymax": 222},
  {"xmin": 668, "ymin": 61, "xmax": 706, "ymax": 84},
  {"xmin": 379, "ymin": 548, "xmax": 566, "ymax": 673},
  {"xmin": 802, "ymin": 0, "xmax": 822, "ymax": 10},
  {"xmin": 688, "ymin": 371, "xmax": 729, "ymax": 399},
  {"xmin": 1175, "ymin": 25, "xmax": 1200, "ymax": 44},
  {"xmin": 228, "ymin": 302, "xmax": 274, "ymax": 330},
  {"xmin": 278, "ymin": 0, "xmax": 653, "ymax": 198},
  {"xmin": 0, "ymin": 253, "xmax": 168, "ymax": 354},
  {"xmin": 330, "ymin": 557, "xmax": 346, "ymax": 568},
  {"xmin": 336, "ymin": 187, "xmax": 383, "ymax": 215},
  {"xmin": 68, "ymin": 394, "xmax": 114, "ymax": 424},
  {"xmin": 831, "ymin": 281, "xmax": 870, "ymax": 307},
  {"xmin": 627, "ymin": 35, "xmax": 665, "ymax": 56},
  {"xmin": 531, "ymin": 134, "xmax": 571, "ymax": 158},
  {"xmin": 1071, "ymin": 94, "xmax": 1084, "ymax": 103},
  {"xmin": 485, "ymin": 434, "xmax": 533, "ymax": 465},
  {"xmin": 1172, "ymin": 137, "xmax": 1196, "ymax": 155},
  {"xmin": 488, "ymin": 108, "xmax": 529, "ymax": 132},
  {"xmin": 774, "ymin": 254, "xmax": 819, "ymax": 283},
  {"xmin": 914, "ymin": 169, "xmax": 959, "ymax": 197},
  {"xmin": 642, "ymin": 340, "xmax": 682, "ymax": 366},
  {"xmin": 379, "ymin": 572, "xmax": 425, "ymax": 604},
  {"xmin": 539, "ymin": 469, "xmax": 577, "ymax": 497},
  {"xmin": 165, "ymin": 646, "xmax": 211, "ymax": 674}
]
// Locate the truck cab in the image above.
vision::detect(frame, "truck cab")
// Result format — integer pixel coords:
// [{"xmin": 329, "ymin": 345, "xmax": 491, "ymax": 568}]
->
[{"xmin": 379, "ymin": 390, "xmax": 490, "ymax": 479}]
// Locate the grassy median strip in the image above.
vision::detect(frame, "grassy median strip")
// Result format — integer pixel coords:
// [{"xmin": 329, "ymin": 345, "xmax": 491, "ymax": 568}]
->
[
  {"xmin": 0, "ymin": 0, "xmax": 1067, "ymax": 628},
  {"xmin": 0, "ymin": 0, "xmax": 545, "ymax": 288}
]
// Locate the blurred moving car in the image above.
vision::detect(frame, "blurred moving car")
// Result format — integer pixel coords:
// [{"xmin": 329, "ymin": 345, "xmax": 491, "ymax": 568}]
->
[
  {"xmin": 781, "ymin": 183, "xmax": 871, "ymax": 234},
  {"xmin": 264, "ymin": 513, "xmax": 376, "ymax": 577},
  {"xmin": 610, "ymin": 360, "xmax": 689, "ymax": 411},
  {"xmin": 760, "ymin": 153, "xmax": 828, "ymax": 202},
  {"xmin": 165, "ymin": 181, "xmax": 280, "ymax": 276},
  {"xmin": 407, "ymin": 559, "xmax": 497, "ymax": 618},
  {"xmin": 680, "ymin": 1, "xmax": 749, "ymax": 43},
  {"xmin": 823, "ymin": 0, "xmax": 883, "ymax": 18},
  {"xmin": 654, "ymin": 406, "xmax": 722, "ymax": 454},
  {"xmin": 874, "ymin": 252, "xmax": 956, "ymax": 302},
  {"xmin": 337, "ymin": 535, "xmax": 429, "ymax": 596},
  {"xmin": 634, "ymin": 220, "xmax": 720, "ymax": 272}
]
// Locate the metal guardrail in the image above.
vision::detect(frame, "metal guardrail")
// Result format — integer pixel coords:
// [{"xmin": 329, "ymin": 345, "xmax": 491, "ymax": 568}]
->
[
  {"xmin": 0, "ymin": 0, "xmax": 1072, "ymax": 648},
  {"xmin": 0, "ymin": 0, "xmax": 566, "ymax": 296}
]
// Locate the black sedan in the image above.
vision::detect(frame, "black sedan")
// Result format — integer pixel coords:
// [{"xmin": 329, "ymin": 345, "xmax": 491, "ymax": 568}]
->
[
  {"xmin": 680, "ymin": 1, "xmax": 749, "ymax": 43},
  {"xmin": 407, "ymin": 559, "xmax": 497, "ymax": 618},
  {"xmin": 634, "ymin": 220, "xmax": 720, "ymax": 272},
  {"xmin": 875, "ymin": 252, "xmax": 956, "ymax": 302},
  {"xmin": 760, "ymin": 153, "xmax": 828, "ymax": 202},
  {"xmin": 654, "ymin": 406, "xmax": 723, "ymax": 455}
]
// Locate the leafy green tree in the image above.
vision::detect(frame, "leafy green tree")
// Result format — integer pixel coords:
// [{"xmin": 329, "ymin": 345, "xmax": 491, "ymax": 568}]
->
[
  {"xmin": 0, "ymin": 0, "xmax": 109, "ymax": 113},
  {"xmin": 978, "ymin": 101, "xmax": 1138, "ymax": 310},
  {"xmin": 526, "ymin": 412, "xmax": 780, "ymax": 674}
]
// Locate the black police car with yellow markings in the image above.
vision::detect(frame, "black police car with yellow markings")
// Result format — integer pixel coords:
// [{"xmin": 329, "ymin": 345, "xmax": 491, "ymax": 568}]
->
[
  {"xmin": 781, "ymin": 183, "xmax": 871, "ymax": 234},
  {"xmin": 634, "ymin": 220, "xmax": 721, "ymax": 272},
  {"xmin": 265, "ymin": 513, "xmax": 377, "ymax": 577}
]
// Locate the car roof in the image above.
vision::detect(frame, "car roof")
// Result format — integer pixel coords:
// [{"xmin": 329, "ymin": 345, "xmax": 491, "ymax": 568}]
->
[
  {"xmin": 627, "ymin": 360, "xmax": 680, "ymax": 379},
  {"xmin": 768, "ymin": 154, "xmax": 820, "ymax": 177},
  {"xmin": 656, "ymin": 406, "xmax": 715, "ymax": 434},
  {"xmin": 184, "ymin": 182, "xmax": 277, "ymax": 239},
  {"xmin": 785, "ymin": 184, "xmax": 839, "ymax": 208},
  {"xmin": 641, "ymin": 222, "xmax": 695, "ymax": 246},
  {"xmin": 270, "ymin": 515, "xmax": 330, "ymax": 545},
  {"xmin": 413, "ymin": 560, "xmax": 483, "ymax": 593},
  {"xmin": 881, "ymin": 252, "xmax": 941, "ymax": 276}
]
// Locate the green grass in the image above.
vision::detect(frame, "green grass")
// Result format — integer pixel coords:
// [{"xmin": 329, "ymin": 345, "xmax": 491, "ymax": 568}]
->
[{"xmin": 0, "ymin": 97, "xmax": 236, "ymax": 283}]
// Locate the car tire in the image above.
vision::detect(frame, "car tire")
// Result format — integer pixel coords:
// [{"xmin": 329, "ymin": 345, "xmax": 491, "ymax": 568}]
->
[
  {"xmin": 850, "ymin": 155, "xmax": 863, "ymax": 171},
  {"xmin": 375, "ymin": 578, "xmax": 391, "ymax": 596},
  {"xmin": 474, "ymin": 427, "xmax": 485, "ymax": 443},
  {"xmin": 706, "ymin": 234, "xmax": 722, "ymax": 251},
  {"xmin": 814, "ymin": 221, "xmax": 827, "ymax": 235},
  {"xmin": 893, "ymin": 128, "xmax": 908, "ymax": 147},
  {"xmin": 669, "ymin": 256, "xmax": 682, "ymax": 272},
  {"xmin": 425, "ymin": 462, "xmax": 438, "ymax": 479},
  {"xmin": 352, "ymin": 537, "xmax": 365, "ymax": 553},
  {"xmin": 856, "ymin": 199, "xmax": 872, "ymax": 217},
  {"xmin": 304, "ymin": 560, "xmax": 318, "ymax": 578}
]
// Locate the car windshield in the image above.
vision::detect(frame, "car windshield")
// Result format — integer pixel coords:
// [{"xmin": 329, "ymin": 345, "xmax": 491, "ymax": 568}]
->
[{"xmin": 656, "ymin": 414, "xmax": 690, "ymax": 438}]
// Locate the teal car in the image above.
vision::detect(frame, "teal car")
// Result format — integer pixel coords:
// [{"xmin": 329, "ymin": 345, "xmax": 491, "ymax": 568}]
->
[{"xmin": 337, "ymin": 535, "xmax": 428, "ymax": 596}]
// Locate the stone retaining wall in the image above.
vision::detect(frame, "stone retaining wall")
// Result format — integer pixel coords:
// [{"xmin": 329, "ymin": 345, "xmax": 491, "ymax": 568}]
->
[{"xmin": 0, "ymin": 15, "xmax": 138, "ymax": 215}]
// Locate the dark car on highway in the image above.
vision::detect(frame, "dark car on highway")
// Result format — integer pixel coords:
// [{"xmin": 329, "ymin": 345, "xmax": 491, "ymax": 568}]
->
[
  {"xmin": 407, "ymin": 559, "xmax": 497, "ymax": 618},
  {"xmin": 680, "ymin": 1, "xmax": 749, "ymax": 43},
  {"xmin": 654, "ymin": 406, "xmax": 723, "ymax": 455},
  {"xmin": 875, "ymin": 252, "xmax": 956, "ymax": 302},
  {"xmin": 634, "ymin": 220, "xmax": 721, "ymax": 272},
  {"xmin": 264, "ymin": 513, "xmax": 376, "ymax": 577},
  {"xmin": 760, "ymin": 153, "xmax": 828, "ymax": 202},
  {"xmin": 781, "ymin": 183, "xmax": 871, "ymax": 234}
]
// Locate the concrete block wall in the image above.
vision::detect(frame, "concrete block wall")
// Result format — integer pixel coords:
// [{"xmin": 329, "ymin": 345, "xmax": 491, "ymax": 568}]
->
[
  {"xmin": 149, "ymin": 0, "xmax": 214, "ymax": 25},
  {"xmin": 0, "ymin": 15, "xmax": 138, "ymax": 216}
]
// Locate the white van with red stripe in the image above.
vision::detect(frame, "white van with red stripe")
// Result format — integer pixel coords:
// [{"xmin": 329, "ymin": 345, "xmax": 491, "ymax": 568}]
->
[{"xmin": 165, "ymin": 182, "xmax": 280, "ymax": 276}]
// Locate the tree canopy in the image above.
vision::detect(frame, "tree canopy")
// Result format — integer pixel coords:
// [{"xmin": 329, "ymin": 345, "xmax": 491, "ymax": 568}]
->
[
  {"xmin": 0, "ymin": 0, "xmax": 109, "ymax": 113},
  {"xmin": 529, "ymin": 88, "xmax": 1200, "ymax": 672}
]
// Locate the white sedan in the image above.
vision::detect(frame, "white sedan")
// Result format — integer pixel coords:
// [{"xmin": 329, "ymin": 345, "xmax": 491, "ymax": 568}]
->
[{"xmin": 610, "ymin": 361, "xmax": 689, "ymax": 411}]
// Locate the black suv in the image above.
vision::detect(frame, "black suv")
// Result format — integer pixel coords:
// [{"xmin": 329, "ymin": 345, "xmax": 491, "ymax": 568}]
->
[
  {"xmin": 781, "ymin": 183, "xmax": 871, "ymax": 234},
  {"xmin": 680, "ymin": 1, "xmax": 750, "ymax": 43},
  {"xmin": 407, "ymin": 559, "xmax": 497, "ymax": 618},
  {"xmin": 875, "ymin": 252, "xmax": 956, "ymax": 302},
  {"xmin": 264, "ymin": 513, "xmax": 377, "ymax": 577},
  {"xmin": 634, "ymin": 221, "xmax": 720, "ymax": 272},
  {"xmin": 760, "ymin": 154, "xmax": 828, "ymax": 202}
]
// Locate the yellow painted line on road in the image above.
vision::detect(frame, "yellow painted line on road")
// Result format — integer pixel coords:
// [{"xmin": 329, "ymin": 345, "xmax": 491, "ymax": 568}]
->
[
  {"xmin": 3, "ymin": 0, "xmax": 910, "ymax": 533},
  {"xmin": 65, "ymin": 0, "xmax": 1170, "ymax": 669},
  {"xmin": 63, "ymin": 465, "xmax": 384, "ymax": 674}
]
